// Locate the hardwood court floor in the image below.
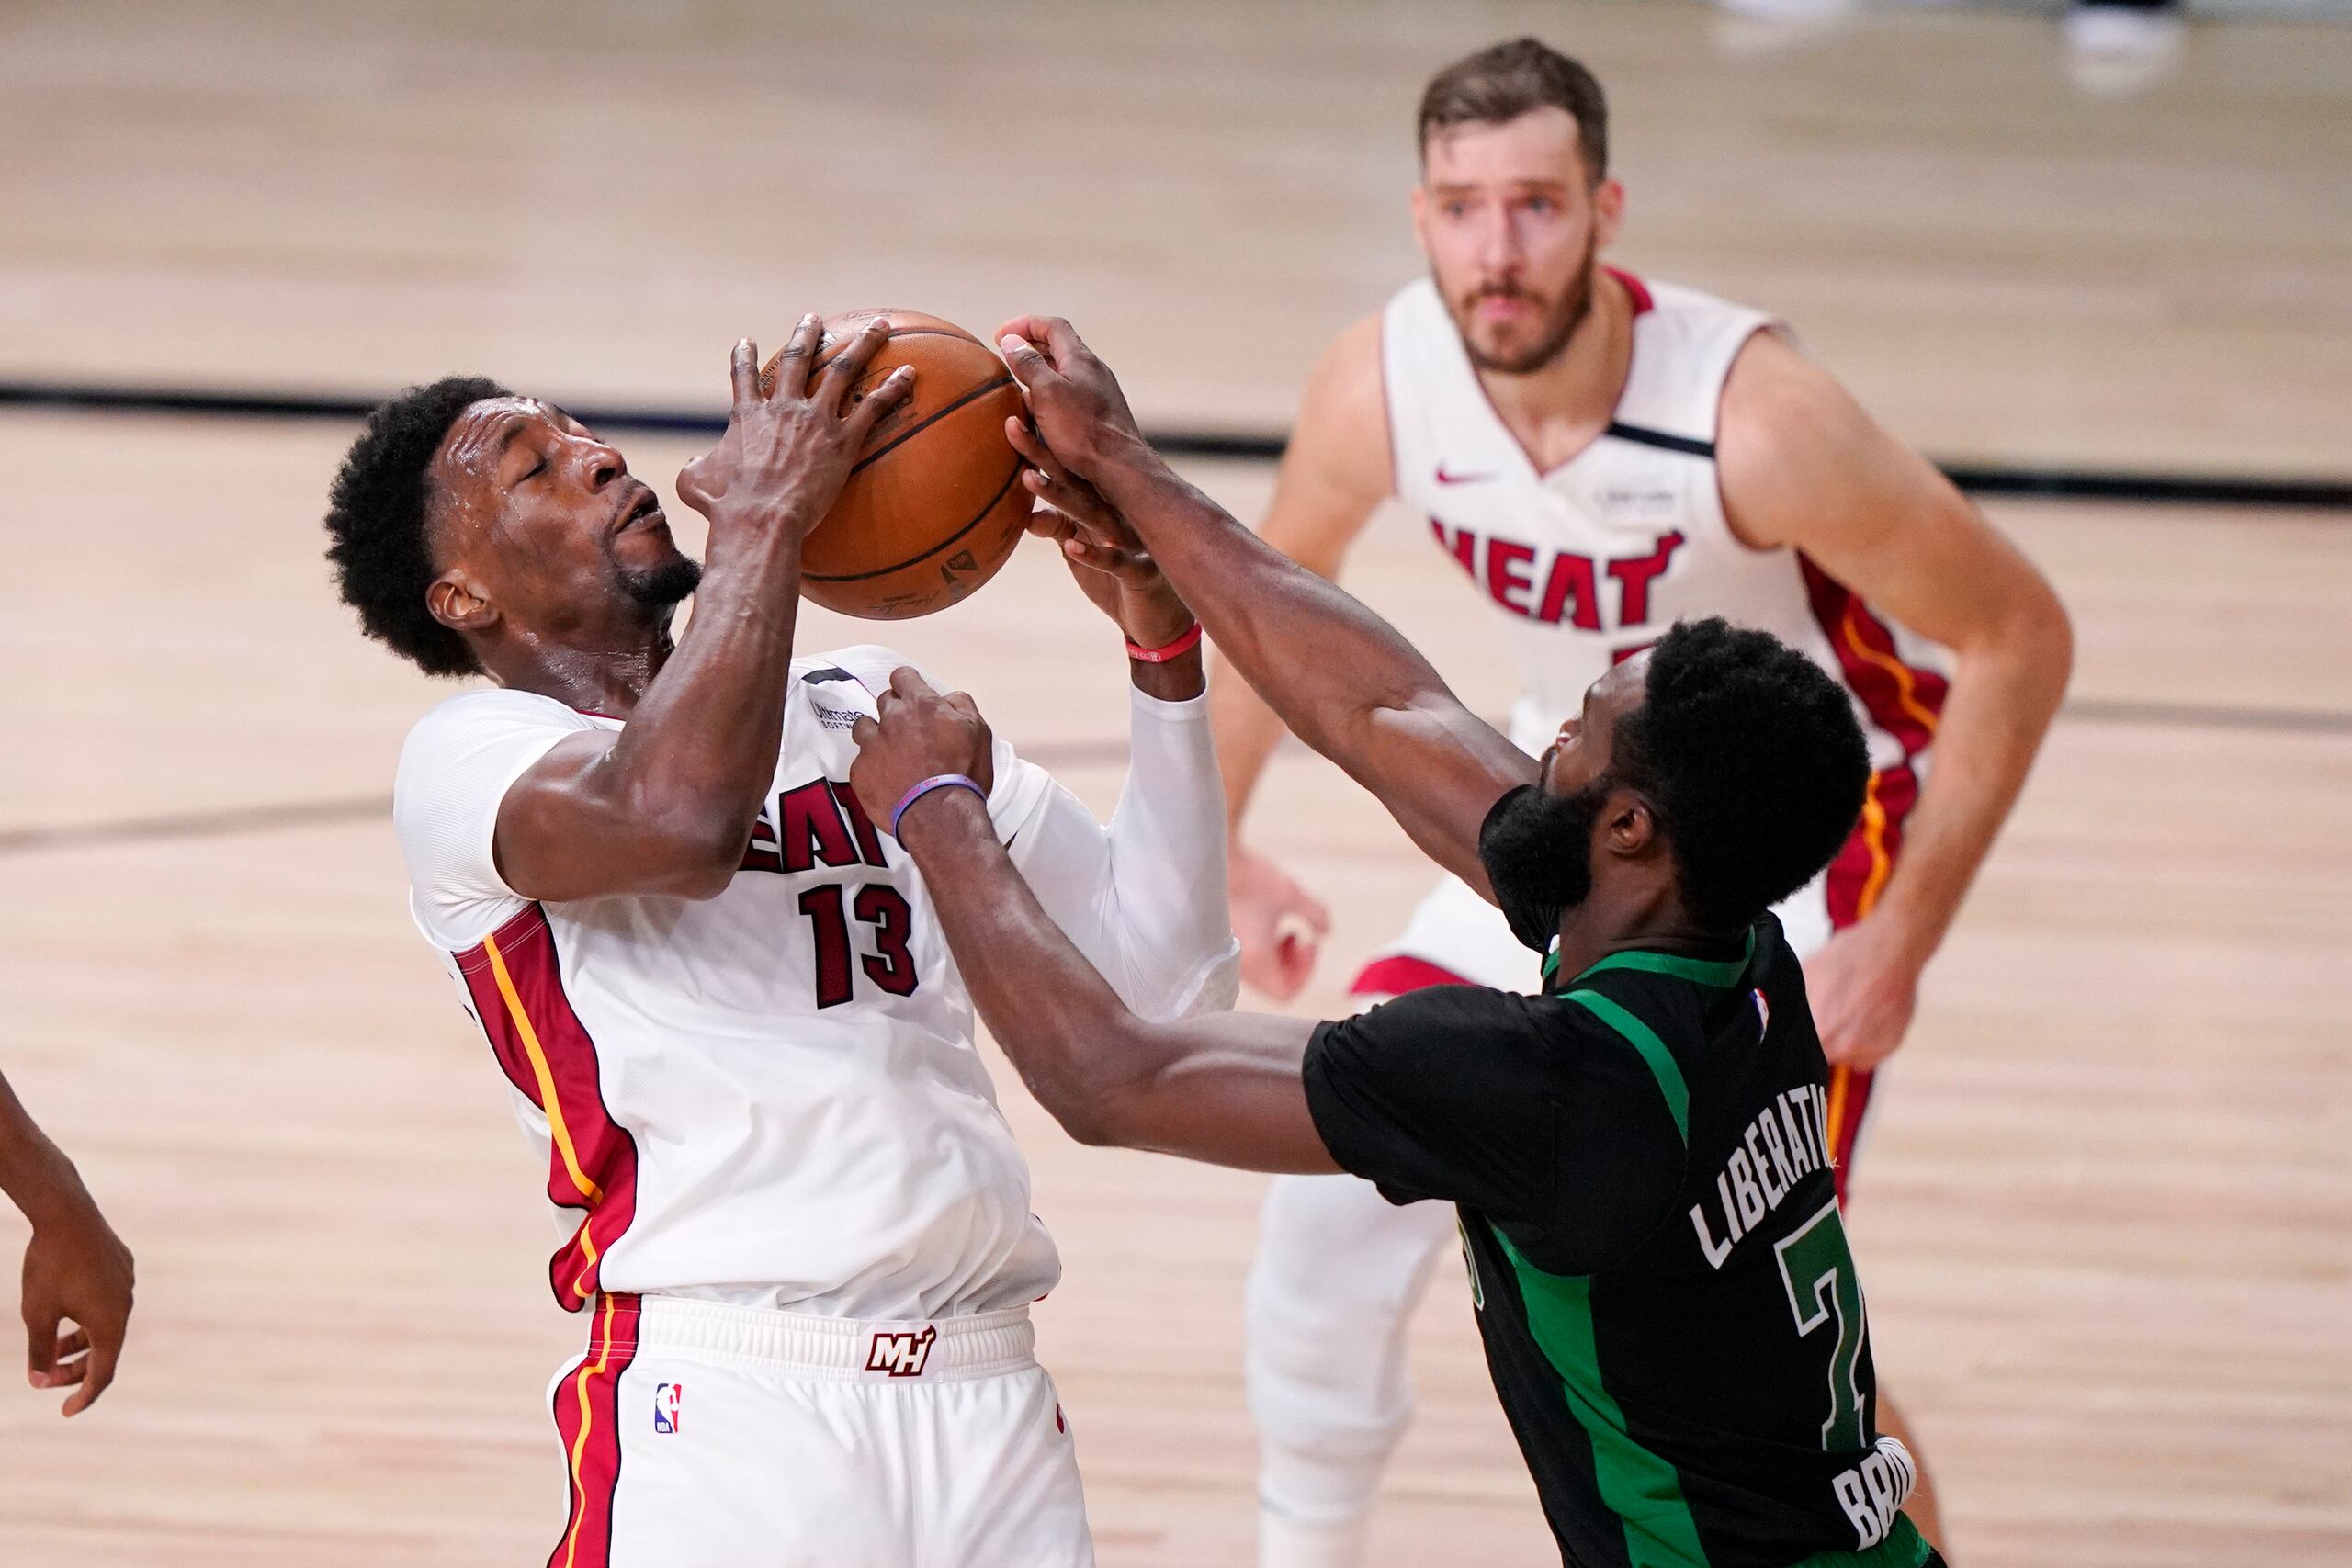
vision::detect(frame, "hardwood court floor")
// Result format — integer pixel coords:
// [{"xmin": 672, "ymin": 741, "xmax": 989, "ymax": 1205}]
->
[
  {"xmin": 0, "ymin": 0, "xmax": 2347, "ymax": 1562},
  {"xmin": 2, "ymin": 0, "xmax": 2348, "ymax": 478},
  {"xmin": 0, "ymin": 414, "xmax": 2346, "ymax": 1566}
]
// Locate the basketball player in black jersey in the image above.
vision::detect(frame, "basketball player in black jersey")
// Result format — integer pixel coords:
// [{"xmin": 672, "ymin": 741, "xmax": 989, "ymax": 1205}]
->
[{"xmin": 842, "ymin": 320, "xmax": 1944, "ymax": 1567}]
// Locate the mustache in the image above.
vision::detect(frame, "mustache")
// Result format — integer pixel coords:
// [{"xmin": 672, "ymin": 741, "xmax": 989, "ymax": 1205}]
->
[{"xmin": 1469, "ymin": 281, "xmax": 1548, "ymax": 306}]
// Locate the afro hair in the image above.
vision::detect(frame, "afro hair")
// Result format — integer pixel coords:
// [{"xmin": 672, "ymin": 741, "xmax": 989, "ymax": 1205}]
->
[
  {"xmin": 1612, "ymin": 617, "xmax": 1871, "ymax": 931},
  {"xmin": 322, "ymin": 375, "xmax": 510, "ymax": 677}
]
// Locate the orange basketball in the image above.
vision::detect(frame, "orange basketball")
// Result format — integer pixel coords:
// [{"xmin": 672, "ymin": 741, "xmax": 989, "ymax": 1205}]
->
[{"xmin": 761, "ymin": 310, "xmax": 1029, "ymax": 620}]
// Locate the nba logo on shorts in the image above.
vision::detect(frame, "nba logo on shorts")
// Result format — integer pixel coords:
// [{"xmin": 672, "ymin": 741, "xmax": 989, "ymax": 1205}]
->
[{"xmin": 653, "ymin": 1382, "xmax": 682, "ymax": 1434}]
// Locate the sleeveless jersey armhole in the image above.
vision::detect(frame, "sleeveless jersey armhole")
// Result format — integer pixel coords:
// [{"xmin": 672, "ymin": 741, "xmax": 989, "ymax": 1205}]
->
[{"xmin": 1711, "ymin": 321, "xmax": 1791, "ymax": 559}]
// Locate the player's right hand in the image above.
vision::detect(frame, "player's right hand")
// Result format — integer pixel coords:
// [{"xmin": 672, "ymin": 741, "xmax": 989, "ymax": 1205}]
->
[
  {"xmin": 19, "ymin": 1161, "xmax": 132, "ymax": 1417},
  {"xmin": 676, "ymin": 318, "xmax": 913, "ymax": 538},
  {"xmin": 847, "ymin": 668, "xmax": 997, "ymax": 838},
  {"xmin": 995, "ymin": 316, "xmax": 1154, "ymax": 485},
  {"xmin": 1229, "ymin": 847, "xmax": 1331, "ymax": 1002}
]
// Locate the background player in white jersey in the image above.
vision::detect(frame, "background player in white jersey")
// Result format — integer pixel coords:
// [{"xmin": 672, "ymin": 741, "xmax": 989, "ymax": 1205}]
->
[
  {"xmin": 1216, "ymin": 39, "xmax": 2074, "ymax": 1566},
  {"xmin": 321, "ymin": 318, "xmax": 1238, "ymax": 1568}
]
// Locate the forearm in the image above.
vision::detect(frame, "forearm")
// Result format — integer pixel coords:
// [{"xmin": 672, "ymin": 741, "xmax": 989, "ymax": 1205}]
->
[
  {"xmin": 1094, "ymin": 449, "xmax": 1526, "ymax": 886},
  {"xmin": 901, "ymin": 791, "xmax": 1166, "ymax": 1134},
  {"xmin": 1103, "ymin": 684, "xmax": 1240, "ymax": 1016},
  {"xmin": 1872, "ymin": 621, "xmax": 2071, "ymax": 957},
  {"xmin": 1091, "ymin": 443, "xmax": 1440, "ymax": 756},
  {"xmin": 594, "ymin": 525, "xmax": 806, "ymax": 841},
  {"xmin": 1002, "ymin": 684, "xmax": 1238, "ymax": 1019},
  {"xmin": 904, "ymin": 788, "xmax": 1330, "ymax": 1169},
  {"xmin": 0, "ymin": 1072, "xmax": 82, "ymax": 1225}
]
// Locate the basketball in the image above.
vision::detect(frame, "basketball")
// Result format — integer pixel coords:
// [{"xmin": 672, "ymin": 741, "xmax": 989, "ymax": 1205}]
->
[{"xmin": 761, "ymin": 309, "xmax": 1029, "ymax": 620}]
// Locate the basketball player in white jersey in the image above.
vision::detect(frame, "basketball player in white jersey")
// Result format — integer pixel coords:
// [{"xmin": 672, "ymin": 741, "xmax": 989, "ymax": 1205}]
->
[
  {"xmin": 1219, "ymin": 40, "xmax": 2073, "ymax": 1566},
  {"xmin": 322, "ymin": 319, "xmax": 1238, "ymax": 1567}
]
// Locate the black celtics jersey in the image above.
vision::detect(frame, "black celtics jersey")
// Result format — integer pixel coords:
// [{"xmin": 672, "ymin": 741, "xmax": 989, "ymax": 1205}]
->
[{"xmin": 1302, "ymin": 912, "xmax": 1928, "ymax": 1568}]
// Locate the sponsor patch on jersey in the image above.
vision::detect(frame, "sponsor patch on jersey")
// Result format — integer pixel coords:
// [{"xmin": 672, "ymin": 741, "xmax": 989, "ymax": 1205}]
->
[
  {"xmin": 810, "ymin": 703, "xmax": 865, "ymax": 731},
  {"xmin": 1595, "ymin": 482, "xmax": 1679, "ymax": 520},
  {"xmin": 653, "ymin": 1381, "xmax": 682, "ymax": 1434}
]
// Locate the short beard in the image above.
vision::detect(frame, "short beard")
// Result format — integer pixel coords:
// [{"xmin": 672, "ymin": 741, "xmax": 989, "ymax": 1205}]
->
[
  {"xmin": 1477, "ymin": 777, "xmax": 1609, "ymax": 954},
  {"xmin": 617, "ymin": 554, "xmax": 703, "ymax": 611},
  {"xmin": 1450, "ymin": 227, "xmax": 1600, "ymax": 377}
]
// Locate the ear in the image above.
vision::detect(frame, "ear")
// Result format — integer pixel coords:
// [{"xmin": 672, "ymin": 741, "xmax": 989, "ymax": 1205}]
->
[
  {"xmin": 426, "ymin": 568, "xmax": 497, "ymax": 637},
  {"xmin": 1408, "ymin": 180, "xmax": 1432, "ymax": 262},
  {"xmin": 1601, "ymin": 789, "xmax": 1661, "ymax": 858},
  {"xmin": 1591, "ymin": 176, "xmax": 1626, "ymax": 254}
]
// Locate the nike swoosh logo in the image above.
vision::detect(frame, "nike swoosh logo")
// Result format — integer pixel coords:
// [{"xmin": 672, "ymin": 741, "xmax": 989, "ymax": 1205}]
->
[{"xmin": 1435, "ymin": 463, "xmax": 1497, "ymax": 485}]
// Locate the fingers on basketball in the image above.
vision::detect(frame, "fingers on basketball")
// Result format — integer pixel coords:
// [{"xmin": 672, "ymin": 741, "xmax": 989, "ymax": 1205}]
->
[{"xmin": 797, "ymin": 311, "xmax": 1031, "ymax": 620}]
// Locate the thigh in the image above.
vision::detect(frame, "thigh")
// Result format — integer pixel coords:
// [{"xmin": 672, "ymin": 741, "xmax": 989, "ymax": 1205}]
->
[
  {"xmin": 596, "ymin": 1354, "xmax": 910, "ymax": 1568},
  {"xmin": 924, "ymin": 1367, "xmax": 1094, "ymax": 1568}
]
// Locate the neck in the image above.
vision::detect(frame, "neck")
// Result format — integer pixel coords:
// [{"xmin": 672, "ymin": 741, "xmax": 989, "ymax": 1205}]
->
[
  {"xmin": 1550, "ymin": 874, "xmax": 1745, "ymax": 985},
  {"xmin": 478, "ymin": 614, "xmax": 677, "ymax": 719},
  {"xmin": 1476, "ymin": 267, "xmax": 1633, "ymax": 458}
]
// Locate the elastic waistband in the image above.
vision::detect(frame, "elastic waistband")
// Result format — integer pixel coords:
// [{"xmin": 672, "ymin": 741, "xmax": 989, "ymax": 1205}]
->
[{"xmin": 584, "ymin": 1293, "xmax": 1035, "ymax": 1383}]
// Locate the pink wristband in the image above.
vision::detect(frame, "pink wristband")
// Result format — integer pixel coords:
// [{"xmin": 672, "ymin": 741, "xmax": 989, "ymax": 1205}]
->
[
  {"xmin": 888, "ymin": 774, "xmax": 986, "ymax": 840},
  {"xmin": 1125, "ymin": 620, "xmax": 1204, "ymax": 663}
]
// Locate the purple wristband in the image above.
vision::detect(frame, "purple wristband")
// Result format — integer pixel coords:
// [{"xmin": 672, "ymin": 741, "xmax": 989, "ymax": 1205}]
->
[{"xmin": 888, "ymin": 773, "xmax": 987, "ymax": 840}]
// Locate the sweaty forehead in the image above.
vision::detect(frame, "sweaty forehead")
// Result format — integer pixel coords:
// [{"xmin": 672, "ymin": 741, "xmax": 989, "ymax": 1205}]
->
[{"xmin": 434, "ymin": 395, "xmax": 575, "ymax": 483}]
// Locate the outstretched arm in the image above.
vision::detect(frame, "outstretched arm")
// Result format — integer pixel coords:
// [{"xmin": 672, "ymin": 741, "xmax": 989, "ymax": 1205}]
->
[
  {"xmin": 1718, "ymin": 332, "xmax": 2073, "ymax": 1067},
  {"xmin": 851, "ymin": 671, "xmax": 1335, "ymax": 1172},
  {"xmin": 996, "ymin": 316, "xmax": 1532, "ymax": 898},
  {"xmin": 978, "ymin": 513, "xmax": 1238, "ymax": 1022}
]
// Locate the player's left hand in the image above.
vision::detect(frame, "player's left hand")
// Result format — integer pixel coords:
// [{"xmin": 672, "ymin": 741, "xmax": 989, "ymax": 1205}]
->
[
  {"xmin": 848, "ymin": 668, "xmax": 997, "ymax": 834},
  {"xmin": 1006, "ymin": 417, "xmax": 1194, "ymax": 649},
  {"xmin": 19, "ymin": 1160, "xmax": 133, "ymax": 1417},
  {"xmin": 1806, "ymin": 917, "xmax": 1924, "ymax": 1071},
  {"xmin": 994, "ymin": 315, "xmax": 1151, "ymax": 484}
]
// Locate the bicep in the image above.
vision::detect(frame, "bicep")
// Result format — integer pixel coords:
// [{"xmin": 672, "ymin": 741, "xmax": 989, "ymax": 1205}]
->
[
  {"xmin": 1085, "ymin": 1010, "xmax": 1340, "ymax": 1175},
  {"xmin": 492, "ymin": 730, "xmax": 733, "ymax": 903},
  {"xmin": 1720, "ymin": 334, "xmax": 2059, "ymax": 652}
]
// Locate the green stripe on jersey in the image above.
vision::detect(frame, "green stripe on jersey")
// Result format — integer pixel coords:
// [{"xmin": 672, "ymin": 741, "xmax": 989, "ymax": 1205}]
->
[
  {"xmin": 1789, "ymin": 1515, "xmax": 1934, "ymax": 1568},
  {"xmin": 1575, "ymin": 930, "xmax": 1756, "ymax": 989},
  {"xmin": 1563, "ymin": 989, "xmax": 1690, "ymax": 1145},
  {"xmin": 1494, "ymin": 1224, "xmax": 1712, "ymax": 1568}
]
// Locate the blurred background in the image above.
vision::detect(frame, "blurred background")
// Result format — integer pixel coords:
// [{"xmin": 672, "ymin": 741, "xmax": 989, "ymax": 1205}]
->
[{"xmin": 0, "ymin": 1, "xmax": 2346, "ymax": 1564}]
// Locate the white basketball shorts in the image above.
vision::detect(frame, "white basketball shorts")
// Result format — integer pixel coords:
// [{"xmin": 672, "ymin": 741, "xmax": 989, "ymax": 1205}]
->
[{"xmin": 543, "ymin": 1293, "xmax": 1093, "ymax": 1567}]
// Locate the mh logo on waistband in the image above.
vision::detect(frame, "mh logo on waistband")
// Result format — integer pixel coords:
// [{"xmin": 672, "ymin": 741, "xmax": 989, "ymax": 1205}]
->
[{"xmin": 865, "ymin": 1325, "xmax": 938, "ymax": 1378}]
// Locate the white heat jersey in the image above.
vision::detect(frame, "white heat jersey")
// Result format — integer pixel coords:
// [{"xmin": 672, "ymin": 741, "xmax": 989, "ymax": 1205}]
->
[
  {"xmin": 1382, "ymin": 269, "xmax": 1950, "ymax": 778},
  {"xmin": 1372, "ymin": 271, "xmax": 1950, "ymax": 981},
  {"xmin": 393, "ymin": 644, "xmax": 1238, "ymax": 1322}
]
